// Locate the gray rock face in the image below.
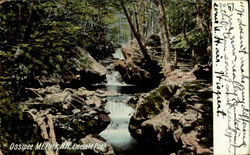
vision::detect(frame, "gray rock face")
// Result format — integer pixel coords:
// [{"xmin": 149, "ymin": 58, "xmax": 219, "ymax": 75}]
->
[
  {"xmin": 23, "ymin": 85, "xmax": 111, "ymax": 143},
  {"xmin": 129, "ymin": 73, "xmax": 213, "ymax": 154},
  {"xmin": 113, "ymin": 41, "xmax": 163, "ymax": 86},
  {"xmin": 74, "ymin": 46, "xmax": 107, "ymax": 86}
]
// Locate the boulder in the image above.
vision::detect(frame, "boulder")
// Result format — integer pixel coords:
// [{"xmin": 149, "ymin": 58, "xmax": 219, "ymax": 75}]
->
[
  {"xmin": 129, "ymin": 71, "xmax": 213, "ymax": 154},
  {"xmin": 69, "ymin": 46, "xmax": 107, "ymax": 87},
  {"xmin": 121, "ymin": 39, "xmax": 143, "ymax": 60},
  {"xmin": 114, "ymin": 41, "xmax": 163, "ymax": 87},
  {"xmin": 23, "ymin": 85, "xmax": 110, "ymax": 143},
  {"xmin": 114, "ymin": 59, "xmax": 151, "ymax": 85}
]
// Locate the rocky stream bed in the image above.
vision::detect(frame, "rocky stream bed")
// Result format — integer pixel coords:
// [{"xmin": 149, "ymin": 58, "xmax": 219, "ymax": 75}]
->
[
  {"xmin": 13, "ymin": 39, "xmax": 213, "ymax": 155},
  {"xmin": 18, "ymin": 63, "xmax": 212, "ymax": 155}
]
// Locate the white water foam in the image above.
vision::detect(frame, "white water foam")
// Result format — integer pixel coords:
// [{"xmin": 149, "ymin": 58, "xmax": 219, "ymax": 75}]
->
[
  {"xmin": 112, "ymin": 48, "xmax": 125, "ymax": 60},
  {"xmin": 100, "ymin": 98, "xmax": 136, "ymax": 150}
]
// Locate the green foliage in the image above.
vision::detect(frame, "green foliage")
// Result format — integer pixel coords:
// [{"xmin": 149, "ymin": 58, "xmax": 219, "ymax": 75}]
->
[
  {"xmin": 0, "ymin": 0, "xmax": 118, "ymax": 89},
  {"xmin": 172, "ymin": 28, "xmax": 208, "ymax": 49},
  {"xmin": 165, "ymin": 0, "xmax": 196, "ymax": 36},
  {"xmin": 0, "ymin": 0, "xmax": 120, "ymax": 151},
  {"xmin": 165, "ymin": 0, "xmax": 211, "ymax": 53},
  {"xmin": 165, "ymin": 0, "xmax": 211, "ymax": 36},
  {"xmin": 0, "ymin": 78, "xmax": 41, "ymax": 153}
]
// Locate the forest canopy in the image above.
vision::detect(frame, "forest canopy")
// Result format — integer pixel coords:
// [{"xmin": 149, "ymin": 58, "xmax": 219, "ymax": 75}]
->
[{"xmin": 0, "ymin": 0, "xmax": 211, "ymax": 153}]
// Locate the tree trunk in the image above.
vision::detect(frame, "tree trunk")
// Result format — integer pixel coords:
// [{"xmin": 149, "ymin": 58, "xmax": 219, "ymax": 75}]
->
[
  {"xmin": 143, "ymin": 1, "xmax": 151, "ymax": 38},
  {"xmin": 120, "ymin": 1, "xmax": 151, "ymax": 62},
  {"xmin": 133, "ymin": 1, "xmax": 141, "ymax": 37},
  {"xmin": 183, "ymin": 18, "xmax": 196, "ymax": 66},
  {"xmin": 154, "ymin": 0, "xmax": 172, "ymax": 75},
  {"xmin": 194, "ymin": 1, "xmax": 205, "ymax": 31},
  {"xmin": 174, "ymin": 49, "xmax": 177, "ymax": 66}
]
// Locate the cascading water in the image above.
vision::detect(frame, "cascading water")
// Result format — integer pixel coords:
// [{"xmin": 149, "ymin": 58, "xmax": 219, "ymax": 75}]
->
[
  {"xmin": 112, "ymin": 48, "xmax": 125, "ymax": 60},
  {"xmin": 99, "ymin": 96, "xmax": 137, "ymax": 152},
  {"xmin": 99, "ymin": 48, "xmax": 138, "ymax": 153},
  {"xmin": 106, "ymin": 69, "xmax": 125, "ymax": 86}
]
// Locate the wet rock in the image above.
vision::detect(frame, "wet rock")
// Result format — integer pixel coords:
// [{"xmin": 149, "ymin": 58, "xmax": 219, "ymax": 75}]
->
[
  {"xmin": 22, "ymin": 85, "xmax": 110, "ymax": 143},
  {"xmin": 127, "ymin": 95, "xmax": 140, "ymax": 108},
  {"xmin": 80, "ymin": 134, "xmax": 115, "ymax": 155},
  {"xmin": 85, "ymin": 95, "xmax": 103, "ymax": 108},
  {"xmin": 96, "ymin": 89, "xmax": 120, "ymax": 97},
  {"xmin": 129, "ymin": 72, "xmax": 213, "ymax": 154},
  {"xmin": 75, "ymin": 87, "xmax": 95, "ymax": 98},
  {"xmin": 114, "ymin": 40, "xmax": 163, "ymax": 87},
  {"xmin": 114, "ymin": 59, "xmax": 151, "ymax": 85}
]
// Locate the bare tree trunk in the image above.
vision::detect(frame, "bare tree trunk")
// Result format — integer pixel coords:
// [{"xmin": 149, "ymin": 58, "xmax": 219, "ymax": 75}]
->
[
  {"xmin": 194, "ymin": 1, "xmax": 205, "ymax": 31},
  {"xmin": 174, "ymin": 49, "xmax": 177, "ymax": 66},
  {"xmin": 27, "ymin": 110, "xmax": 56, "ymax": 155},
  {"xmin": 192, "ymin": 48, "xmax": 196, "ymax": 65},
  {"xmin": 183, "ymin": 18, "xmax": 196, "ymax": 65},
  {"xmin": 143, "ymin": 1, "xmax": 151, "ymax": 38},
  {"xmin": 154, "ymin": 0, "xmax": 172, "ymax": 75},
  {"xmin": 133, "ymin": 0, "xmax": 141, "ymax": 37},
  {"xmin": 151, "ymin": 4, "xmax": 154, "ymax": 35},
  {"xmin": 120, "ymin": 1, "xmax": 151, "ymax": 61}
]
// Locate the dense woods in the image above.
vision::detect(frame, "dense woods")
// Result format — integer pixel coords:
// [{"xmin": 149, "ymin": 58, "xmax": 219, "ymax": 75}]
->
[{"xmin": 0, "ymin": 0, "xmax": 212, "ymax": 154}]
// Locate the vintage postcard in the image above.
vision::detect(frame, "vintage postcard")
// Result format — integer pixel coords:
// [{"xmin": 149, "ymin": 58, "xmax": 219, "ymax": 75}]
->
[{"xmin": 0, "ymin": 0, "xmax": 249, "ymax": 155}]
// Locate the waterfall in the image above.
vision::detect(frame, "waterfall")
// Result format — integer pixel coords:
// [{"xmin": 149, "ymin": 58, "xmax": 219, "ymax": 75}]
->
[
  {"xmin": 100, "ymin": 96, "xmax": 136, "ymax": 151},
  {"xmin": 106, "ymin": 71, "xmax": 124, "ymax": 86},
  {"xmin": 99, "ymin": 48, "xmax": 138, "ymax": 152},
  {"xmin": 100, "ymin": 68, "xmax": 137, "ymax": 151},
  {"xmin": 112, "ymin": 48, "xmax": 125, "ymax": 60},
  {"xmin": 106, "ymin": 48, "xmax": 126, "ymax": 86}
]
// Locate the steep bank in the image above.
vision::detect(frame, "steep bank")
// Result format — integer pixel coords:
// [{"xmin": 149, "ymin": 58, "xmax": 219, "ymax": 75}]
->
[
  {"xmin": 31, "ymin": 47, "xmax": 107, "ymax": 89},
  {"xmin": 129, "ymin": 70, "xmax": 213, "ymax": 155},
  {"xmin": 114, "ymin": 37, "xmax": 163, "ymax": 87},
  {"xmin": 18, "ymin": 85, "xmax": 116, "ymax": 154}
]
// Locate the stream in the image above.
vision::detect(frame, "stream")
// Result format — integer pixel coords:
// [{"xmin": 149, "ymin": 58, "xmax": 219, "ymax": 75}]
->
[
  {"xmin": 96, "ymin": 48, "xmax": 162, "ymax": 154},
  {"xmin": 99, "ymin": 95, "xmax": 137, "ymax": 153},
  {"xmin": 95, "ymin": 48, "xmax": 183, "ymax": 155},
  {"xmin": 98, "ymin": 48, "xmax": 141, "ymax": 154}
]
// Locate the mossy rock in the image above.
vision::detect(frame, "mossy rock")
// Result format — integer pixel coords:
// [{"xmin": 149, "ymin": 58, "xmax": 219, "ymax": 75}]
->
[{"xmin": 133, "ymin": 83, "xmax": 179, "ymax": 119}]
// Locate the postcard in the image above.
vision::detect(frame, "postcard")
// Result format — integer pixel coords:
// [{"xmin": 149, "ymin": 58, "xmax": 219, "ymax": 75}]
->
[{"xmin": 0, "ymin": 0, "xmax": 249, "ymax": 155}]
